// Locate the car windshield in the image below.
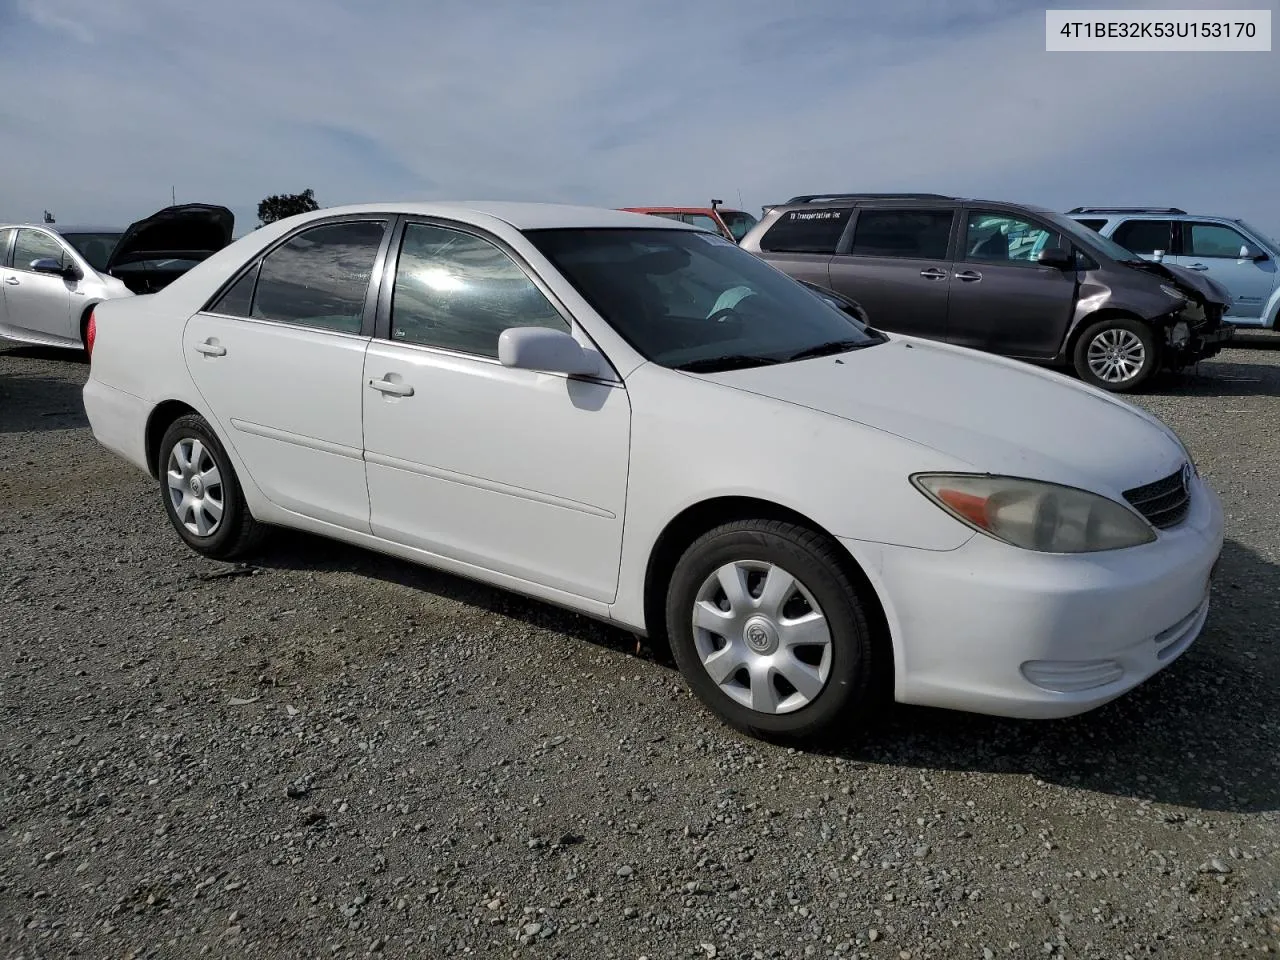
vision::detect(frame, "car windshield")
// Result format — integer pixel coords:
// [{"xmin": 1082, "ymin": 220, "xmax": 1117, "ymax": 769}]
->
[
  {"xmin": 61, "ymin": 232, "xmax": 122, "ymax": 271},
  {"xmin": 1046, "ymin": 213, "xmax": 1143, "ymax": 262},
  {"xmin": 524, "ymin": 227, "xmax": 882, "ymax": 371},
  {"xmin": 717, "ymin": 210, "xmax": 759, "ymax": 242}
]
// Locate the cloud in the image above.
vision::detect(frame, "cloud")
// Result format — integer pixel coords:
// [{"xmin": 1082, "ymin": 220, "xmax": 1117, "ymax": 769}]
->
[{"xmin": 0, "ymin": 0, "xmax": 1276, "ymax": 235}]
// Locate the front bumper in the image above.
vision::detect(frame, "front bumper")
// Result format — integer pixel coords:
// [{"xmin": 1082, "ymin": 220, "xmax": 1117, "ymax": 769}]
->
[{"xmin": 847, "ymin": 475, "xmax": 1225, "ymax": 719}]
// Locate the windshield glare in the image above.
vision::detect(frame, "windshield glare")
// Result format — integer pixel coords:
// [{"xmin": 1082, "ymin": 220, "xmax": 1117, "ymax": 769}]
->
[
  {"xmin": 524, "ymin": 228, "xmax": 879, "ymax": 370},
  {"xmin": 62, "ymin": 232, "xmax": 122, "ymax": 271},
  {"xmin": 1044, "ymin": 213, "xmax": 1140, "ymax": 262}
]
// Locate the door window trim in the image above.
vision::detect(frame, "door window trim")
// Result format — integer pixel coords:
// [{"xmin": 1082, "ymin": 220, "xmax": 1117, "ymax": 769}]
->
[
  {"xmin": 199, "ymin": 214, "xmax": 396, "ymax": 338},
  {"xmin": 958, "ymin": 208, "xmax": 1069, "ymax": 269},
  {"xmin": 371, "ymin": 216, "xmax": 622, "ymax": 384}
]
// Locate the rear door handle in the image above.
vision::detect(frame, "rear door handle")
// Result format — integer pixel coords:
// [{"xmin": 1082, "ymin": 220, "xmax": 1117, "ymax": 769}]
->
[
  {"xmin": 193, "ymin": 340, "xmax": 226, "ymax": 356},
  {"xmin": 368, "ymin": 377, "xmax": 414, "ymax": 397},
  {"xmin": 919, "ymin": 268, "xmax": 948, "ymax": 280},
  {"xmin": 954, "ymin": 270, "xmax": 982, "ymax": 282},
  {"xmin": 3, "ymin": 277, "xmax": 18, "ymax": 285}
]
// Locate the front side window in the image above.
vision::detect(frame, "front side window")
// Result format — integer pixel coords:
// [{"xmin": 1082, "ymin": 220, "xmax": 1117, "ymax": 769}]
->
[
  {"xmin": 848, "ymin": 209, "xmax": 953, "ymax": 260},
  {"xmin": 964, "ymin": 212, "xmax": 1062, "ymax": 263},
  {"xmin": 1111, "ymin": 219, "xmax": 1173, "ymax": 256},
  {"xmin": 12, "ymin": 229, "xmax": 67, "ymax": 271},
  {"xmin": 758, "ymin": 208, "xmax": 851, "ymax": 254},
  {"xmin": 1186, "ymin": 222, "xmax": 1251, "ymax": 258},
  {"xmin": 1074, "ymin": 218, "xmax": 1108, "ymax": 232},
  {"xmin": 214, "ymin": 220, "xmax": 386, "ymax": 333},
  {"xmin": 525, "ymin": 227, "xmax": 882, "ymax": 372},
  {"xmin": 62, "ymin": 233, "xmax": 122, "ymax": 272},
  {"xmin": 718, "ymin": 211, "xmax": 759, "ymax": 242},
  {"xmin": 389, "ymin": 222, "xmax": 569, "ymax": 358},
  {"xmin": 682, "ymin": 214, "xmax": 723, "ymax": 235}
]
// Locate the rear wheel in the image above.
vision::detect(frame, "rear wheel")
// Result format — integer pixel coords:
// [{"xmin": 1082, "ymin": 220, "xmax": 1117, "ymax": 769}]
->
[
  {"xmin": 158, "ymin": 414, "xmax": 265, "ymax": 560},
  {"xmin": 1073, "ymin": 317, "xmax": 1158, "ymax": 392},
  {"xmin": 665, "ymin": 519, "xmax": 883, "ymax": 742}
]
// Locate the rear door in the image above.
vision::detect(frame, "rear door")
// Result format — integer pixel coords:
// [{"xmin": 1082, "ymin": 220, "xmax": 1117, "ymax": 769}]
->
[
  {"xmin": 1109, "ymin": 218, "xmax": 1175, "ymax": 261},
  {"xmin": 182, "ymin": 217, "xmax": 391, "ymax": 532},
  {"xmin": 826, "ymin": 207, "xmax": 955, "ymax": 338},
  {"xmin": 2, "ymin": 228, "xmax": 76, "ymax": 340},
  {"xmin": 1174, "ymin": 220, "xmax": 1277, "ymax": 322},
  {"xmin": 945, "ymin": 209, "xmax": 1078, "ymax": 357},
  {"xmin": 752, "ymin": 207, "xmax": 851, "ymax": 289}
]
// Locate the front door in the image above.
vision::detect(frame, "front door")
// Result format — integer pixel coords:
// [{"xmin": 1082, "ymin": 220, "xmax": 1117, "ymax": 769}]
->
[
  {"xmin": 826, "ymin": 208, "xmax": 955, "ymax": 339},
  {"xmin": 2, "ymin": 228, "xmax": 76, "ymax": 341},
  {"xmin": 182, "ymin": 218, "xmax": 390, "ymax": 531},
  {"xmin": 1172, "ymin": 220, "xmax": 1278, "ymax": 323},
  {"xmin": 361, "ymin": 220, "xmax": 631, "ymax": 603},
  {"xmin": 945, "ymin": 209, "xmax": 1078, "ymax": 358}
]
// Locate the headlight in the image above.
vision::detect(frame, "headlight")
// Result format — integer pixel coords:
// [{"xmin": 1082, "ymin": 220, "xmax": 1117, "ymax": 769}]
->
[
  {"xmin": 1159, "ymin": 283, "xmax": 1187, "ymax": 302},
  {"xmin": 911, "ymin": 474, "xmax": 1156, "ymax": 553}
]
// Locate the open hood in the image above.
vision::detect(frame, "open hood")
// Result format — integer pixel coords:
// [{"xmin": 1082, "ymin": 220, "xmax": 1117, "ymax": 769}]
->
[{"xmin": 104, "ymin": 203, "xmax": 234, "ymax": 273}]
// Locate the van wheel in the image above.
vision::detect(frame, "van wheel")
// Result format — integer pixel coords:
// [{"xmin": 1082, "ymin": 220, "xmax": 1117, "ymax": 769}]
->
[
  {"xmin": 664, "ymin": 519, "xmax": 882, "ymax": 742},
  {"xmin": 1073, "ymin": 317, "xmax": 1158, "ymax": 392}
]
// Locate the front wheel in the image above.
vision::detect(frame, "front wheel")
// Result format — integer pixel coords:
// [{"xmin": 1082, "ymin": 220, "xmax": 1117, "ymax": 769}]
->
[
  {"xmin": 158, "ymin": 414, "xmax": 265, "ymax": 560},
  {"xmin": 1072, "ymin": 317, "xmax": 1158, "ymax": 392},
  {"xmin": 664, "ymin": 519, "xmax": 884, "ymax": 742}
]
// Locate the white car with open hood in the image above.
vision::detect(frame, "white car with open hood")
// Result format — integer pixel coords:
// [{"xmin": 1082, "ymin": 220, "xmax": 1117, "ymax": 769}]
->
[
  {"xmin": 0, "ymin": 204, "xmax": 234, "ymax": 351},
  {"xmin": 81, "ymin": 202, "xmax": 1224, "ymax": 740}
]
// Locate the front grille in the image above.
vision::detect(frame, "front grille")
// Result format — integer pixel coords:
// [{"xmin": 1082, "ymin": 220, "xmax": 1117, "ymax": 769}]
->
[{"xmin": 1123, "ymin": 465, "xmax": 1191, "ymax": 529}]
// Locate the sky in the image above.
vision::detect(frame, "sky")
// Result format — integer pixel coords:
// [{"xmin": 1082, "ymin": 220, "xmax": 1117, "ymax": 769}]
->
[{"xmin": 1, "ymin": 0, "xmax": 1278, "ymax": 237}]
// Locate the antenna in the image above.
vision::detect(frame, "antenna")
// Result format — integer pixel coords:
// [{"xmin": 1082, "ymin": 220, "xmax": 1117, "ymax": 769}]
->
[{"xmin": 737, "ymin": 188, "xmax": 743, "ymax": 208}]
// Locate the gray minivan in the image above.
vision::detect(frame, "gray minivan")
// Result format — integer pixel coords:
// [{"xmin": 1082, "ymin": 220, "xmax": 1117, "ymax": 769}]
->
[{"xmin": 739, "ymin": 193, "xmax": 1235, "ymax": 392}]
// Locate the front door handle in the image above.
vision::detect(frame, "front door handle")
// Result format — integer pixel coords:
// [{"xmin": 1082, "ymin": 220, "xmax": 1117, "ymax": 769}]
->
[
  {"xmin": 368, "ymin": 377, "xmax": 414, "ymax": 397},
  {"xmin": 919, "ymin": 268, "xmax": 948, "ymax": 280},
  {"xmin": 193, "ymin": 340, "xmax": 226, "ymax": 356},
  {"xmin": 954, "ymin": 270, "xmax": 982, "ymax": 282},
  {"xmin": 1186, "ymin": 263, "xmax": 1209, "ymax": 271},
  {"xmin": 3, "ymin": 277, "xmax": 18, "ymax": 285}
]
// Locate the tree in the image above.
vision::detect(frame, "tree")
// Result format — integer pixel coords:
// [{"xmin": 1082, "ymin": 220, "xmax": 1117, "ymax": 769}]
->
[{"xmin": 257, "ymin": 188, "xmax": 319, "ymax": 227}]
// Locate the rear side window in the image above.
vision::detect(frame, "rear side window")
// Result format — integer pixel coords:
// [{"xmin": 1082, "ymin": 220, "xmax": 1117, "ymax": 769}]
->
[
  {"xmin": 0, "ymin": 228, "xmax": 12, "ymax": 265},
  {"xmin": 1112, "ymin": 219, "xmax": 1173, "ymax": 255},
  {"xmin": 1074, "ymin": 218, "xmax": 1107, "ymax": 232},
  {"xmin": 848, "ymin": 210, "xmax": 953, "ymax": 260},
  {"xmin": 211, "ymin": 220, "xmax": 386, "ymax": 333},
  {"xmin": 758, "ymin": 208, "xmax": 851, "ymax": 254}
]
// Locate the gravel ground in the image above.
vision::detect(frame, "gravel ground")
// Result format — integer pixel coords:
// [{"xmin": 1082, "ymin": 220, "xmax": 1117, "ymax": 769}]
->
[{"xmin": 2, "ymin": 336, "xmax": 1278, "ymax": 960}]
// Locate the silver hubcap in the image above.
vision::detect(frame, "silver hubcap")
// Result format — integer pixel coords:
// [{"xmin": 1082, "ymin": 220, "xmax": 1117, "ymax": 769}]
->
[
  {"xmin": 166, "ymin": 438, "xmax": 224, "ymax": 537},
  {"xmin": 692, "ymin": 561, "xmax": 833, "ymax": 715},
  {"xmin": 1087, "ymin": 328, "xmax": 1146, "ymax": 383}
]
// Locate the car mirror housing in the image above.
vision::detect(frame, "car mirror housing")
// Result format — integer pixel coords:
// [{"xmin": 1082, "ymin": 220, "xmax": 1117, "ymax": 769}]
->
[
  {"xmin": 1036, "ymin": 248, "xmax": 1074, "ymax": 269},
  {"xmin": 498, "ymin": 326, "xmax": 602, "ymax": 378}
]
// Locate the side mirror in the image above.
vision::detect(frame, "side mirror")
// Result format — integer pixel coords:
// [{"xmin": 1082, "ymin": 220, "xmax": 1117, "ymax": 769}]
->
[
  {"xmin": 1243, "ymin": 246, "xmax": 1270, "ymax": 262},
  {"xmin": 1036, "ymin": 247, "xmax": 1074, "ymax": 269},
  {"xmin": 30, "ymin": 258, "xmax": 80, "ymax": 281},
  {"xmin": 498, "ymin": 326, "xmax": 602, "ymax": 377}
]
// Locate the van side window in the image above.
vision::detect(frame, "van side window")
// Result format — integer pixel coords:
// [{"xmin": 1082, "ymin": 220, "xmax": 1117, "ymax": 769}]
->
[
  {"xmin": 848, "ymin": 210, "xmax": 953, "ymax": 260},
  {"xmin": 759, "ymin": 208, "xmax": 851, "ymax": 254}
]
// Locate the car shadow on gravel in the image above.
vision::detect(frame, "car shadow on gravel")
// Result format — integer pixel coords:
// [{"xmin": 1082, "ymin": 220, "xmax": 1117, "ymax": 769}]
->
[
  {"xmin": 0, "ymin": 370, "xmax": 90, "ymax": 434},
  {"xmin": 1146, "ymin": 362, "xmax": 1280, "ymax": 398},
  {"xmin": 833, "ymin": 537, "xmax": 1280, "ymax": 814}
]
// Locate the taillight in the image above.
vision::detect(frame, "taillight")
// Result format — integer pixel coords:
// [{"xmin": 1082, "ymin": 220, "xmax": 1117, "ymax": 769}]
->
[{"xmin": 85, "ymin": 310, "xmax": 97, "ymax": 357}]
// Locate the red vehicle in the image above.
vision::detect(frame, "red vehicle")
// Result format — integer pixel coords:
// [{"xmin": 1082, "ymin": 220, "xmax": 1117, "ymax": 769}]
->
[{"xmin": 619, "ymin": 200, "xmax": 758, "ymax": 243}]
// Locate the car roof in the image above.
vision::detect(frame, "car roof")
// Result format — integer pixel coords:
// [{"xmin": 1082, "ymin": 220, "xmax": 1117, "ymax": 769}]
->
[
  {"xmin": 1067, "ymin": 210, "xmax": 1234, "ymax": 221},
  {"xmin": 768, "ymin": 196, "xmax": 1055, "ymax": 214},
  {"xmin": 0, "ymin": 222, "xmax": 123, "ymax": 233},
  {"xmin": 620, "ymin": 206, "xmax": 745, "ymax": 216},
  {"xmin": 309, "ymin": 201, "xmax": 698, "ymax": 231}
]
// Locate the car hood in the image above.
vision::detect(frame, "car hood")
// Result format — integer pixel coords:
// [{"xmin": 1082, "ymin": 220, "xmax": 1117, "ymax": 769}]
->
[
  {"xmin": 1133, "ymin": 259, "xmax": 1231, "ymax": 307},
  {"xmin": 104, "ymin": 203, "xmax": 234, "ymax": 272},
  {"xmin": 700, "ymin": 337, "xmax": 1188, "ymax": 496}
]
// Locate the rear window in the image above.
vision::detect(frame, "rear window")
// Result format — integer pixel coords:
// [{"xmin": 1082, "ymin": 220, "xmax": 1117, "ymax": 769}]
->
[
  {"xmin": 1112, "ymin": 219, "xmax": 1173, "ymax": 256},
  {"xmin": 848, "ymin": 209, "xmax": 953, "ymax": 260},
  {"xmin": 758, "ymin": 208, "xmax": 851, "ymax": 254}
]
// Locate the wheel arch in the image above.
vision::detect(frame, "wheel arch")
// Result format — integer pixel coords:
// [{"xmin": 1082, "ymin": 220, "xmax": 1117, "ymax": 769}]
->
[
  {"xmin": 1064, "ymin": 307, "xmax": 1150, "ymax": 360},
  {"xmin": 641, "ymin": 496, "xmax": 892, "ymax": 668},
  {"xmin": 144, "ymin": 400, "xmax": 202, "ymax": 479}
]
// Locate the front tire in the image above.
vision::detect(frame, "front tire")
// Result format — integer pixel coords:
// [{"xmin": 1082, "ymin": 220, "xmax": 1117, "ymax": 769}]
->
[
  {"xmin": 664, "ymin": 519, "xmax": 883, "ymax": 742},
  {"xmin": 158, "ymin": 414, "xmax": 264, "ymax": 560},
  {"xmin": 1072, "ymin": 317, "xmax": 1158, "ymax": 392}
]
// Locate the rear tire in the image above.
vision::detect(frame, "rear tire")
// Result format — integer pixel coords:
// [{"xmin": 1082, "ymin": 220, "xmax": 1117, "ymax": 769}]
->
[
  {"xmin": 1072, "ymin": 317, "xmax": 1158, "ymax": 392},
  {"xmin": 664, "ymin": 519, "xmax": 883, "ymax": 742},
  {"xmin": 158, "ymin": 414, "xmax": 265, "ymax": 561}
]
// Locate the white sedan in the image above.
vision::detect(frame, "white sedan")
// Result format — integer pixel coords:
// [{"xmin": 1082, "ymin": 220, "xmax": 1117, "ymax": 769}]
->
[{"xmin": 82, "ymin": 202, "xmax": 1224, "ymax": 740}]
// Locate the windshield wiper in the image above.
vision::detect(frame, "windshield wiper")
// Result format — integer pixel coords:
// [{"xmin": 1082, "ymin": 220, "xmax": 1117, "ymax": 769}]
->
[
  {"xmin": 786, "ymin": 339, "xmax": 871, "ymax": 362},
  {"xmin": 673, "ymin": 354, "xmax": 781, "ymax": 373}
]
